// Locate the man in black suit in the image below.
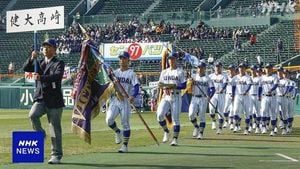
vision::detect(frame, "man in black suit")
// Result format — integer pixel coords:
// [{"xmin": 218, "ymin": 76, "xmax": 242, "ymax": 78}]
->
[{"xmin": 23, "ymin": 38, "xmax": 65, "ymax": 164}]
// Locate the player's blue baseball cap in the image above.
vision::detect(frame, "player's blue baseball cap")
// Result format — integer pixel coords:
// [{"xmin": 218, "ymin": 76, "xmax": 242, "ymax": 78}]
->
[
  {"xmin": 265, "ymin": 63, "xmax": 273, "ymax": 68},
  {"xmin": 238, "ymin": 62, "xmax": 247, "ymax": 68},
  {"xmin": 250, "ymin": 65, "xmax": 258, "ymax": 70},
  {"xmin": 228, "ymin": 64, "xmax": 235, "ymax": 69},
  {"xmin": 167, "ymin": 52, "xmax": 178, "ymax": 59},
  {"xmin": 197, "ymin": 62, "xmax": 206, "ymax": 68},
  {"xmin": 214, "ymin": 61, "xmax": 222, "ymax": 67},
  {"xmin": 118, "ymin": 51, "xmax": 130, "ymax": 59},
  {"xmin": 42, "ymin": 38, "xmax": 57, "ymax": 48}
]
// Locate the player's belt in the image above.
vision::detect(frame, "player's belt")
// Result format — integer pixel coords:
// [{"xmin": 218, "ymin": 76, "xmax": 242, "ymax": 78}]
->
[
  {"xmin": 263, "ymin": 94, "xmax": 274, "ymax": 97},
  {"xmin": 192, "ymin": 95, "xmax": 203, "ymax": 98},
  {"xmin": 277, "ymin": 95, "xmax": 284, "ymax": 97},
  {"xmin": 250, "ymin": 94, "xmax": 258, "ymax": 96}
]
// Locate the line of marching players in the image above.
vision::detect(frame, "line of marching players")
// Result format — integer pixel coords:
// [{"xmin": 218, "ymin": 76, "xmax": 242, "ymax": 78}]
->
[{"xmin": 186, "ymin": 61, "xmax": 297, "ymax": 139}]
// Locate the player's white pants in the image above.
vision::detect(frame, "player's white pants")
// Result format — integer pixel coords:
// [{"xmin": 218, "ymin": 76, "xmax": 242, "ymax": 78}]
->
[
  {"xmin": 224, "ymin": 94, "xmax": 234, "ymax": 117},
  {"xmin": 209, "ymin": 93, "xmax": 225, "ymax": 119},
  {"xmin": 189, "ymin": 96, "xmax": 207, "ymax": 123},
  {"xmin": 249, "ymin": 95, "xmax": 260, "ymax": 117},
  {"xmin": 276, "ymin": 96, "xmax": 289, "ymax": 120},
  {"xmin": 157, "ymin": 94, "xmax": 182, "ymax": 125},
  {"xmin": 233, "ymin": 95, "xmax": 250, "ymax": 119},
  {"xmin": 287, "ymin": 97, "xmax": 295, "ymax": 119},
  {"xmin": 260, "ymin": 95, "xmax": 277, "ymax": 120},
  {"xmin": 106, "ymin": 97, "xmax": 131, "ymax": 131}
]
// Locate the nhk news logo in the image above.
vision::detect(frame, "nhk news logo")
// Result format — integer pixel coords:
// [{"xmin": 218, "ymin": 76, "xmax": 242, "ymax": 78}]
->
[{"xmin": 12, "ymin": 131, "xmax": 44, "ymax": 163}]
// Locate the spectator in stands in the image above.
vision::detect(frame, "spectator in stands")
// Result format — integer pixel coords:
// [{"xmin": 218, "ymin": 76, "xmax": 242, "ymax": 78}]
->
[
  {"xmin": 250, "ymin": 34, "xmax": 257, "ymax": 45},
  {"xmin": 8, "ymin": 62, "xmax": 15, "ymax": 74},
  {"xmin": 276, "ymin": 37, "xmax": 283, "ymax": 52}
]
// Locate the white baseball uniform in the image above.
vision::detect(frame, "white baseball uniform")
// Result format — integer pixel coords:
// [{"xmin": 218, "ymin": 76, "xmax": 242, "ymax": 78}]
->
[
  {"xmin": 209, "ymin": 73, "xmax": 227, "ymax": 117},
  {"xmin": 260, "ymin": 74, "xmax": 279, "ymax": 131},
  {"xmin": 224, "ymin": 74, "xmax": 237, "ymax": 118},
  {"xmin": 106, "ymin": 68, "xmax": 139, "ymax": 138},
  {"xmin": 275, "ymin": 77, "xmax": 289, "ymax": 121},
  {"xmin": 157, "ymin": 67, "xmax": 186, "ymax": 139},
  {"xmin": 249, "ymin": 76, "xmax": 262, "ymax": 118},
  {"xmin": 188, "ymin": 73, "xmax": 214, "ymax": 130}
]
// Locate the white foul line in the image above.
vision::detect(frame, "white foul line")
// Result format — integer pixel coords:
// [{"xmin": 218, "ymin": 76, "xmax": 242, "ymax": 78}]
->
[{"xmin": 276, "ymin": 153, "xmax": 298, "ymax": 162}]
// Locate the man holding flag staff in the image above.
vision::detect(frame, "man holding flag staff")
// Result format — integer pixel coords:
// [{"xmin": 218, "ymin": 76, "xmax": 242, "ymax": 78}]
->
[{"xmin": 106, "ymin": 51, "xmax": 139, "ymax": 153}]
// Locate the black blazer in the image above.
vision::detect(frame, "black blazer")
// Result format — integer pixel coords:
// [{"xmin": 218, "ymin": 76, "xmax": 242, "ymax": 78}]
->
[{"xmin": 23, "ymin": 57, "xmax": 65, "ymax": 108}]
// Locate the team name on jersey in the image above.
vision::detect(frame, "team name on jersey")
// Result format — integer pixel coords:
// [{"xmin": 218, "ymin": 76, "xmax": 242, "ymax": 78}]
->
[
  {"xmin": 194, "ymin": 81, "xmax": 208, "ymax": 86},
  {"xmin": 117, "ymin": 77, "xmax": 132, "ymax": 84},
  {"xmin": 237, "ymin": 81, "xmax": 247, "ymax": 85},
  {"xmin": 214, "ymin": 79, "xmax": 223, "ymax": 83},
  {"xmin": 163, "ymin": 75, "xmax": 179, "ymax": 81},
  {"xmin": 262, "ymin": 80, "xmax": 274, "ymax": 84}
]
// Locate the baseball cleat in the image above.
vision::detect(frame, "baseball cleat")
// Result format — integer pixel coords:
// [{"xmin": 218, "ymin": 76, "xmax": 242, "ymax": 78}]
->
[
  {"xmin": 118, "ymin": 144, "xmax": 128, "ymax": 153},
  {"xmin": 230, "ymin": 124, "xmax": 234, "ymax": 130},
  {"xmin": 252, "ymin": 123, "xmax": 257, "ymax": 129},
  {"xmin": 269, "ymin": 131, "xmax": 275, "ymax": 136},
  {"xmin": 223, "ymin": 121, "xmax": 228, "ymax": 128},
  {"xmin": 170, "ymin": 138, "xmax": 178, "ymax": 146},
  {"xmin": 197, "ymin": 133, "xmax": 203, "ymax": 140},
  {"xmin": 162, "ymin": 132, "xmax": 170, "ymax": 143},
  {"xmin": 287, "ymin": 127, "xmax": 292, "ymax": 133},
  {"xmin": 211, "ymin": 121, "xmax": 216, "ymax": 130},
  {"xmin": 274, "ymin": 127, "xmax": 278, "ymax": 133},
  {"xmin": 255, "ymin": 128, "xmax": 260, "ymax": 134},
  {"xmin": 233, "ymin": 126, "xmax": 238, "ymax": 133},
  {"xmin": 281, "ymin": 129, "xmax": 287, "ymax": 135},
  {"xmin": 248, "ymin": 126, "xmax": 252, "ymax": 133},
  {"xmin": 115, "ymin": 132, "xmax": 122, "ymax": 144},
  {"xmin": 192, "ymin": 128, "xmax": 199, "ymax": 137},
  {"xmin": 216, "ymin": 128, "xmax": 222, "ymax": 134},
  {"xmin": 243, "ymin": 130, "xmax": 249, "ymax": 135},
  {"xmin": 261, "ymin": 127, "xmax": 267, "ymax": 134}
]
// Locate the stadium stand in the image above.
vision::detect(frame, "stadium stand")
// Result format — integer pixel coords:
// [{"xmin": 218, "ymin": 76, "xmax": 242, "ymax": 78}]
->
[
  {"xmin": 96, "ymin": 0, "xmax": 155, "ymax": 15},
  {"xmin": 0, "ymin": 0, "xmax": 10, "ymax": 12},
  {"xmin": 10, "ymin": 0, "xmax": 81, "ymax": 14},
  {"xmin": 151, "ymin": 0, "xmax": 203, "ymax": 12}
]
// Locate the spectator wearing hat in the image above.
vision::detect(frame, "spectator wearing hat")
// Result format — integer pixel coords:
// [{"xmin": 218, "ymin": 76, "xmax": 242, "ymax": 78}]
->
[
  {"xmin": 188, "ymin": 61, "xmax": 215, "ymax": 140},
  {"xmin": 23, "ymin": 38, "xmax": 65, "ymax": 164},
  {"xmin": 208, "ymin": 61, "xmax": 227, "ymax": 134}
]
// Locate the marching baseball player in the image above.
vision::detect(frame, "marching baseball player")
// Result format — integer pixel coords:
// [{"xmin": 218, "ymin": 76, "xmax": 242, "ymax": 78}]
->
[
  {"xmin": 209, "ymin": 61, "xmax": 227, "ymax": 134},
  {"xmin": 223, "ymin": 64, "xmax": 237, "ymax": 130},
  {"xmin": 275, "ymin": 67, "xmax": 289, "ymax": 135},
  {"xmin": 188, "ymin": 62, "xmax": 215, "ymax": 139},
  {"xmin": 106, "ymin": 51, "xmax": 139, "ymax": 152},
  {"xmin": 232, "ymin": 63, "xmax": 252, "ymax": 135},
  {"xmin": 249, "ymin": 65, "xmax": 262, "ymax": 134},
  {"xmin": 260, "ymin": 63, "xmax": 278, "ymax": 136},
  {"xmin": 156, "ymin": 52, "xmax": 186, "ymax": 146},
  {"xmin": 283, "ymin": 69, "xmax": 297, "ymax": 133}
]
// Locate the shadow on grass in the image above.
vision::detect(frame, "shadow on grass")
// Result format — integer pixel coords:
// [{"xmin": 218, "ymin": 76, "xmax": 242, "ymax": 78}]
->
[
  {"xmin": 101, "ymin": 151, "xmax": 273, "ymax": 157},
  {"xmin": 60, "ymin": 163, "xmax": 232, "ymax": 169},
  {"xmin": 187, "ymin": 136, "xmax": 300, "ymax": 143}
]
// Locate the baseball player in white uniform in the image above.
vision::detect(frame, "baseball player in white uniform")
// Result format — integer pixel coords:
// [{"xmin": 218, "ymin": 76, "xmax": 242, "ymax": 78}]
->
[
  {"xmin": 156, "ymin": 52, "xmax": 186, "ymax": 146},
  {"xmin": 188, "ymin": 62, "xmax": 215, "ymax": 139},
  {"xmin": 106, "ymin": 51, "xmax": 139, "ymax": 152},
  {"xmin": 223, "ymin": 64, "xmax": 237, "ymax": 130},
  {"xmin": 209, "ymin": 62, "xmax": 227, "ymax": 134},
  {"xmin": 249, "ymin": 65, "xmax": 262, "ymax": 134},
  {"xmin": 232, "ymin": 63, "xmax": 252, "ymax": 135},
  {"xmin": 260, "ymin": 63, "xmax": 279, "ymax": 136},
  {"xmin": 283, "ymin": 69, "xmax": 297, "ymax": 133},
  {"xmin": 275, "ymin": 67, "xmax": 289, "ymax": 135}
]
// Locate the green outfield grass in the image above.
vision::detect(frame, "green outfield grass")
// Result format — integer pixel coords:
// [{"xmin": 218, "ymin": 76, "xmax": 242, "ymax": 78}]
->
[{"xmin": 0, "ymin": 109, "xmax": 300, "ymax": 169}]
